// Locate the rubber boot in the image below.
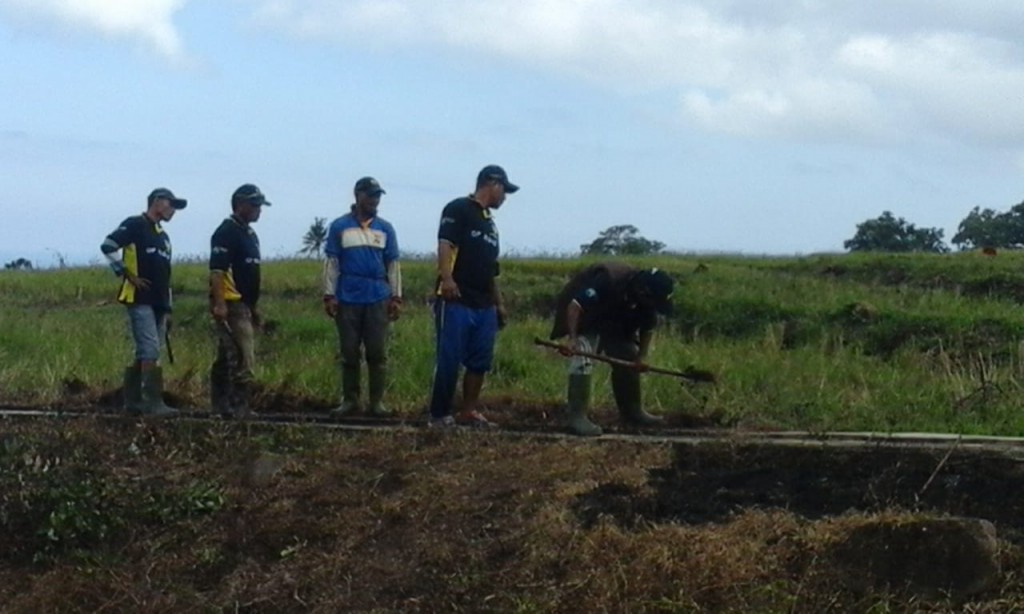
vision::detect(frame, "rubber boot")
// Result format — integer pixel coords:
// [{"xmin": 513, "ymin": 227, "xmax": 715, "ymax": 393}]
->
[
  {"xmin": 228, "ymin": 380, "xmax": 257, "ymax": 420},
  {"xmin": 566, "ymin": 373, "xmax": 602, "ymax": 436},
  {"xmin": 139, "ymin": 366, "xmax": 179, "ymax": 418},
  {"xmin": 367, "ymin": 362, "xmax": 392, "ymax": 416},
  {"xmin": 611, "ymin": 367, "xmax": 662, "ymax": 426},
  {"xmin": 123, "ymin": 365, "xmax": 143, "ymax": 414},
  {"xmin": 332, "ymin": 364, "xmax": 361, "ymax": 416},
  {"xmin": 210, "ymin": 370, "xmax": 232, "ymax": 418}
]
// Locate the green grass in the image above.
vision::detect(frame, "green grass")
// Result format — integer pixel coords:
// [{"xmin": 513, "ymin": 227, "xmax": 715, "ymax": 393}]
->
[{"xmin": 6, "ymin": 252, "xmax": 1024, "ymax": 434}]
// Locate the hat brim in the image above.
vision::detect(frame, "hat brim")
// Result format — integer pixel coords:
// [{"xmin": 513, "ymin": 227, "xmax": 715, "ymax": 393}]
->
[
  {"xmin": 361, "ymin": 189, "xmax": 386, "ymax": 196},
  {"xmin": 170, "ymin": 198, "xmax": 188, "ymax": 210},
  {"xmin": 504, "ymin": 182, "xmax": 519, "ymax": 194}
]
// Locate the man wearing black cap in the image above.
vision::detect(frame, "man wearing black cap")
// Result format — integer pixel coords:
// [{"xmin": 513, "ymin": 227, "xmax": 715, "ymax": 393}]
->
[
  {"xmin": 208, "ymin": 183, "xmax": 271, "ymax": 419},
  {"xmin": 549, "ymin": 263, "xmax": 673, "ymax": 436},
  {"xmin": 100, "ymin": 187, "xmax": 187, "ymax": 418},
  {"xmin": 428, "ymin": 164, "xmax": 519, "ymax": 428},
  {"xmin": 322, "ymin": 176, "xmax": 402, "ymax": 417}
]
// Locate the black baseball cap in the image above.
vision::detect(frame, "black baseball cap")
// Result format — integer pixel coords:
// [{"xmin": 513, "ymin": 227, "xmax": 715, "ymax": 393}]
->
[
  {"xmin": 232, "ymin": 183, "xmax": 271, "ymax": 206},
  {"xmin": 354, "ymin": 176, "xmax": 386, "ymax": 195},
  {"xmin": 147, "ymin": 187, "xmax": 187, "ymax": 210},
  {"xmin": 636, "ymin": 268, "xmax": 674, "ymax": 315},
  {"xmin": 477, "ymin": 164, "xmax": 519, "ymax": 193}
]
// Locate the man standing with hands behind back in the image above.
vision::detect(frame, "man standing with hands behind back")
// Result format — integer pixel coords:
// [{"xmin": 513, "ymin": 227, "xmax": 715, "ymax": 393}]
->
[
  {"xmin": 209, "ymin": 183, "xmax": 271, "ymax": 419},
  {"xmin": 428, "ymin": 165, "xmax": 518, "ymax": 428}
]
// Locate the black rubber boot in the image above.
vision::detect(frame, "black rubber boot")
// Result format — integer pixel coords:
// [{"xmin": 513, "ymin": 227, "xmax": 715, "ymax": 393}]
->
[
  {"xmin": 123, "ymin": 364, "xmax": 142, "ymax": 414},
  {"xmin": 611, "ymin": 367, "xmax": 662, "ymax": 426},
  {"xmin": 139, "ymin": 367, "xmax": 179, "ymax": 418},
  {"xmin": 566, "ymin": 373, "xmax": 602, "ymax": 436}
]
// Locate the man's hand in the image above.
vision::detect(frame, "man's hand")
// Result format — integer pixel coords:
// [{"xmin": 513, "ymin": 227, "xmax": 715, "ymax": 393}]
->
[
  {"xmin": 126, "ymin": 272, "xmax": 150, "ymax": 290},
  {"xmin": 439, "ymin": 275, "xmax": 460, "ymax": 301},
  {"xmin": 387, "ymin": 297, "xmax": 403, "ymax": 321},
  {"xmin": 251, "ymin": 307, "xmax": 263, "ymax": 331},
  {"xmin": 210, "ymin": 300, "xmax": 228, "ymax": 321},
  {"xmin": 558, "ymin": 336, "xmax": 584, "ymax": 357},
  {"xmin": 496, "ymin": 304, "xmax": 508, "ymax": 330},
  {"xmin": 324, "ymin": 296, "xmax": 339, "ymax": 318}
]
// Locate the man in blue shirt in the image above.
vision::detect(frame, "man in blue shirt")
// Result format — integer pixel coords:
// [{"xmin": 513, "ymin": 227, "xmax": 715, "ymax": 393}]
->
[
  {"xmin": 323, "ymin": 177, "xmax": 402, "ymax": 416},
  {"xmin": 428, "ymin": 165, "xmax": 518, "ymax": 428},
  {"xmin": 100, "ymin": 187, "xmax": 187, "ymax": 418}
]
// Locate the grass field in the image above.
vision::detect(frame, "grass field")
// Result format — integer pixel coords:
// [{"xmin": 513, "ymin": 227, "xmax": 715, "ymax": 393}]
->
[
  {"xmin": 4, "ymin": 251, "xmax": 1024, "ymax": 434},
  {"xmin": 6, "ymin": 252, "xmax": 1024, "ymax": 611}
]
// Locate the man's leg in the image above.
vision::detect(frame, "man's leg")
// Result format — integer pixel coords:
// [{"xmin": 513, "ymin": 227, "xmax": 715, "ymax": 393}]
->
[
  {"xmin": 602, "ymin": 335, "xmax": 662, "ymax": 426},
  {"xmin": 459, "ymin": 306, "xmax": 498, "ymax": 427},
  {"xmin": 226, "ymin": 302, "xmax": 257, "ymax": 418},
  {"xmin": 364, "ymin": 300, "xmax": 392, "ymax": 416},
  {"xmin": 333, "ymin": 303, "xmax": 364, "ymax": 415},
  {"xmin": 210, "ymin": 316, "xmax": 234, "ymax": 416},
  {"xmin": 566, "ymin": 334, "xmax": 602, "ymax": 436},
  {"xmin": 129, "ymin": 305, "xmax": 177, "ymax": 417},
  {"xmin": 428, "ymin": 300, "xmax": 467, "ymax": 423}
]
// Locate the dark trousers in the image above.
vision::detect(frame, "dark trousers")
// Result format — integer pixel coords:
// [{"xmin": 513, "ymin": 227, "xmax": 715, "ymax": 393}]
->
[
  {"xmin": 211, "ymin": 302, "xmax": 256, "ymax": 412},
  {"xmin": 334, "ymin": 300, "xmax": 391, "ymax": 403}
]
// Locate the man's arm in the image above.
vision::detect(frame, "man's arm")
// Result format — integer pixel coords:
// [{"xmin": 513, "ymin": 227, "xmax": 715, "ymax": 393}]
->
[
  {"xmin": 209, "ymin": 271, "xmax": 228, "ymax": 320},
  {"xmin": 437, "ymin": 240, "xmax": 460, "ymax": 300},
  {"xmin": 322, "ymin": 256, "xmax": 339, "ymax": 317}
]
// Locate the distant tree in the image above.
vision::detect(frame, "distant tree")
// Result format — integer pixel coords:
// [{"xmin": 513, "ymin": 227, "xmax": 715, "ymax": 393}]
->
[
  {"xmin": 300, "ymin": 217, "xmax": 328, "ymax": 258},
  {"xmin": 952, "ymin": 202, "xmax": 1024, "ymax": 250},
  {"xmin": 843, "ymin": 211, "xmax": 948, "ymax": 253},
  {"xmin": 581, "ymin": 224, "xmax": 666, "ymax": 256},
  {"xmin": 3, "ymin": 257, "xmax": 33, "ymax": 270}
]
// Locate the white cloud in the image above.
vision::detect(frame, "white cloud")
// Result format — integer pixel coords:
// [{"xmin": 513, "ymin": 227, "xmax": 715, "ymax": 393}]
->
[
  {"xmin": 0, "ymin": 0, "xmax": 188, "ymax": 60},
  {"xmin": 248, "ymin": 0, "xmax": 1024, "ymax": 148}
]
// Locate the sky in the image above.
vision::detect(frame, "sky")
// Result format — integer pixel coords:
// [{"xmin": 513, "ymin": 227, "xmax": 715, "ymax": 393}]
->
[{"xmin": 2, "ymin": 0, "xmax": 1024, "ymax": 267}]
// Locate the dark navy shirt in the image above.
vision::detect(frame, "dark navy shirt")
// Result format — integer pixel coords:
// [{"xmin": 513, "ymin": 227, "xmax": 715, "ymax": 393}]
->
[
  {"xmin": 437, "ymin": 196, "xmax": 500, "ymax": 309},
  {"xmin": 105, "ymin": 214, "xmax": 173, "ymax": 309},
  {"xmin": 210, "ymin": 216, "xmax": 262, "ymax": 306},
  {"xmin": 550, "ymin": 263, "xmax": 658, "ymax": 339}
]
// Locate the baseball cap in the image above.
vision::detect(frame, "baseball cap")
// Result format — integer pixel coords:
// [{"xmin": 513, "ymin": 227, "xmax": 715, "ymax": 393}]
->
[
  {"xmin": 477, "ymin": 164, "xmax": 519, "ymax": 193},
  {"xmin": 232, "ymin": 183, "xmax": 272, "ymax": 206},
  {"xmin": 354, "ymin": 176, "xmax": 386, "ymax": 195},
  {"xmin": 636, "ymin": 268, "xmax": 674, "ymax": 315},
  {"xmin": 147, "ymin": 187, "xmax": 187, "ymax": 210}
]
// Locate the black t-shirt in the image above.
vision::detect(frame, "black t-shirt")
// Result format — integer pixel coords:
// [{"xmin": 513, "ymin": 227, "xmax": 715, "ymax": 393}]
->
[
  {"xmin": 210, "ymin": 216, "xmax": 262, "ymax": 306},
  {"xmin": 437, "ymin": 197, "xmax": 500, "ymax": 308},
  {"xmin": 550, "ymin": 263, "xmax": 658, "ymax": 339},
  {"xmin": 105, "ymin": 214, "xmax": 173, "ymax": 309}
]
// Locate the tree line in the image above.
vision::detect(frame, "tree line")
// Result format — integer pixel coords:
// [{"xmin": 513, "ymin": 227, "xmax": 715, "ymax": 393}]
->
[{"xmin": 846, "ymin": 200, "xmax": 1024, "ymax": 253}]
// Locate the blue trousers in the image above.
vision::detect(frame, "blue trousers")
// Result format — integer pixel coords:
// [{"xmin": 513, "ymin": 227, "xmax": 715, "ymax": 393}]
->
[{"xmin": 428, "ymin": 300, "xmax": 498, "ymax": 418}]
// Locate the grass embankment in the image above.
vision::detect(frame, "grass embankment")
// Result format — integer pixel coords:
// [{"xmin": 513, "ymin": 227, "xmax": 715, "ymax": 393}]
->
[{"xmin": 4, "ymin": 252, "xmax": 1024, "ymax": 434}]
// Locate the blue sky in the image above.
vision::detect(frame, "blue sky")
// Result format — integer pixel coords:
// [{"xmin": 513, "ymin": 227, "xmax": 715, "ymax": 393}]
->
[{"xmin": 2, "ymin": 1, "xmax": 1024, "ymax": 267}]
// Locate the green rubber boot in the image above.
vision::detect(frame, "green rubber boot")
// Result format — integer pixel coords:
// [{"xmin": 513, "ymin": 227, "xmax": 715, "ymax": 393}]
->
[
  {"xmin": 139, "ymin": 366, "xmax": 179, "ymax": 418},
  {"xmin": 611, "ymin": 367, "xmax": 662, "ymax": 426},
  {"xmin": 367, "ymin": 362, "xmax": 393, "ymax": 416},
  {"xmin": 332, "ymin": 364, "xmax": 361, "ymax": 416},
  {"xmin": 566, "ymin": 373, "xmax": 602, "ymax": 436},
  {"xmin": 123, "ymin": 365, "xmax": 142, "ymax": 414}
]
